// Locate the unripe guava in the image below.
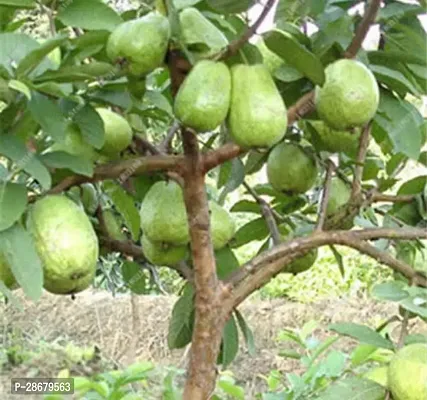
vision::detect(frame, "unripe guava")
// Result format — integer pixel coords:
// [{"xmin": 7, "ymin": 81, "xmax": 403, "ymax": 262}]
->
[
  {"xmin": 388, "ymin": 343, "xmax": 427, "ymax": 400},
  {"xmin": 103, "ymin": 209, "xmax": 126, "ymax": 241},
  {"xmin": 69, "ymin": 183, "xmax": 98, "ymax": 215},
  {"xmin": 0, "ymin": 252, "xmax": 17, "ymax": 289},
  {"xmin": 228, "ymin": 64, "xmax": 287, "ymax": 148},
  {"xmin": 315, "ymin": 59, "xmax": 379, "ymax": 130},
  {"xmin": 140, "ymin": 181, "xmax": 189, "ymax": 245},
  {"xmin": 27, "ymin": 195, "xmax": 99, "ymax": 295},
  {"xmin": 96, "ymin": 108, "xmax": 133, "ymax": 156},
  {"xmin": 106, "ymin": 12, "xmax": 170, "ymax": 76},
  {"xmin": 174, "ymin": 60, "xmax": 231, "ymax": 132},
  {"xmin": 363, "ymin": 366, "xmax": 389, "ymax": 388},
  {"xmin": 179, "ymin": 7, "xmax": 228, "ymax": 60},
  {"xmin": 267, "ymin": 142, "xmax": 318, "ymax": 194},
  {"xmin": 209, "ymin": 201, "xmax": 235, "ymax": 250},
  {"xmin": 288, "ymin": 248, "xmax": 318, "ymax": 274},
  {"xmin": 326, "ymin": 178, "xmax": 351, "ymax": 216},
  {"xmin": 308, "ymin": 120, "xmax": 362, "ymax": 155},
  {"xmin": 141, "ymin": 234, "xmax": 188, "ymax": 266}
]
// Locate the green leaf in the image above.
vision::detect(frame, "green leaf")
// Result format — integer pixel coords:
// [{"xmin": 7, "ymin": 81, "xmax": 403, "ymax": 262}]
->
[
  {"xmin": 218, "ymin": 158, "xmax": 245, "ymax": 204},
  {"xmin": 0, "ymin": 136, "xmax": 51, "ymax": 190},
  {"xmin": 173, "ymin": 0, "xmax": 202, "ymax": 10},
  {"xmin": 0, "ymin": 182, "xmax": 27, "ymax": 231},
  {"xmin": 215, "ymin": 246, "xmax": 240, "ymax": 280},
  {"xmin": 329, "ymin": 323, "xmax": 394, "ymax": 350},
  {"xmin": 350, "ymin": 344, "xmax": 377, "ymax": 367},
  {"xmin": 0, "ymin": 280, "xmax": 23, "ymax": 309},
  {"xmin": 73, "ymin": 104, "xmax": 105, "ymax": 149},
  {"xmin": 8, "ymin": 79, "xmax": 31, "ymax": 99},
  {"xmin": 16, "ymin": 34, "xmax": 68, "ymax": 77},
  {"xmin": 0, "ymin": 0, "xmax": 35, "ymax": 8},
  {"xmin": 371, "ymin": 281, "xmax": 409, "ymax": 301},
  {"xmin": 207, "ymin": 0, "xmax": 255, "ymax": 14},
  {"xmin": 28, "ymin": 92, "xmax": 68, "ymax": 143},
  {"xmin": 57, "ymin": 0, "xmax": 122, "ymax": 32},
  {"xmin": 218, "ymin": 315, "xmax": 239, "ymax": 367},
  {"xmin": 244, "ymin": 151, "xmax": 268, "ymax": 175},
  {"xmin": 40, "ymin": 151, "xmax": 94, "ymax": 177},
  {"xmin": 230, "ymin": 200, "xmax": 260, "ymax": 214},
  {"xmin": 264, "ymin": 29, "xmax": 325, "ymax": 85},
  {"xmin": 234, "ymin": 309, "xmax": 255, "ymax": 356},
  {"xmin": 329, "ymin": 245, "xmax": 344, "ymax": 277},
  {"xmin": 0, "ymin": 223, "xmax": 43, "ymax": 300},
  {"xmin": 315, "ymin": 377, "xmax": 386, "ymax": 400},
  {"xmin": 230, "ymin": 217, "xmax": 269, "ymax": 248},
  {"xmin": 370, "ymin": 64, "xmax": 422, "ymax": 96},
  {"xmin": 368, "ymin": 50, "xmax": 427, "ymax": 67},
  {"xmin": 399, "ymin": 295, "xmax": 427, "ymax": 319},
  {"xmin": 145, "ymin": 90, "xmax": 173, "ymax": 116},
  {"xmin": 168, "ymin": 284, "xmax": 194, "ymax": 349},
  {"xmin": 275, "ymin": 0, "xmax": 310, "ymax": 24},
  {"xmin": 103, "ymin": 181, "xmax": 140, "ymax": 241},
  {"xmin": 121, "ymin": 261, "xmax": 146, "ymax": 294}
]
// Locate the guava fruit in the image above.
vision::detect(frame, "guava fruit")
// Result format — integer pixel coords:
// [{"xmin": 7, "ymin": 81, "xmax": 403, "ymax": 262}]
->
[
  {"xmin": 141, "ymin": 234, "xmax": 188, "ymax": 266},
  {"xmin": 69, "ymin": 183, "xmax": 98, "ymax": 215},
  {"xmin": 363, "ymin": 366, "xmax": 389, "ymax": 388},
  {"xmin": 209, "ymin": 201, "xmax": 235, "ymax": 250},
  {"xmin": 96, "ymin": 108, "xmax": 133, "ymax": 156},
  {"xmin": 106, "ymin": 12, "xmax": 170, "ymax": 76},
  {"xmin": 27, "ymin": 195, "xmax": 99, "ymax": 295},
  {"xmin": 179, "ymin": 7, "xmax": 228, "ymax": 60},
  {"xmin": 388, "ymin": 343, "xmax": 427, "ymax": 400},
  {"xmin": 46, "ymin": 125, "xmax": 99, "ymax": 162},
  {"xmin": 308, "ymin": 120, "xmax": 362, "ymax": 155},
  {"xmin": 174, "ymin": 60, "xmax": 231, "ymax": 132},
  {"xmin": 103, "ymin": 209, "xmax": 126, "ymax": 241},
  {"xmin": 315, "ymin": 59, "xmax": 379, "ymax": 130},
  {"xmin": 139, "ymin": 181, "xmax": 189, "ymax": 245},
  {"xmin": 288, "ymin": 248, "xmax": 318, "ymax": 275},
  {"xmin": 0, "ymin": 252, "xmax": 17, "ymax": 289},
  {"xmin": 326, "ymin": 178, "xmax": 351, "ymax": 216},
  {"xmin": 267, "ymin": 142, "xmax": 318, "ymax": 194},
  {"xmin": 228, "ymin": 64, "xmax": 287, "ymax": 148}
]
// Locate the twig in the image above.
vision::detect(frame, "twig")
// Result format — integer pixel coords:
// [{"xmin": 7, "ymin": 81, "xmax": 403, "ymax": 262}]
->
[
  {"xmin": 213, "ymin": 0, "xmax": 276, "ymax": 60},
  {"xmin": 351, "ymin": 122, "xmax": 372, "ymax": 199},
  {"xmin": 287, "ymin": 91, "xmax": 316, "ymax": 125},
  {"xmin": 160, "ymin": 120, "xmax": 181, "ymax": 153},
  {"xmin": 397, "ymin": 307, "xmax": 410, "ymax": 349},
  {"xmin": 38, "ymin": 0, "xmax": 56, "ymax": 36},
  {"xmin": 133, "ymin": 135, "xmax": 161, "ymax": 155},
  {"xmin": 316, "ymin": 160, "xmax": 335, "ymax": 232},
  {"xmin": 371, "ymin": 193, "xmax": 415, "ymax": 204},
  {"xmin": 203, "ymin": 143, "xmax": 245, "ymax": 173},
  {"xmin": 243, "ymin": 181, "xmax": 282, "ymax": 245},
  {"xmin": 344, "ymin": 0, "xmax": 382, "ymax": 58}
]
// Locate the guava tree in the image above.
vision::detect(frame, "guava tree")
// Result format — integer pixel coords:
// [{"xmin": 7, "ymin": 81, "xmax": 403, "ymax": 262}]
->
[{"xmin": 0, "ymin": 0, "xmax": 427, "ymax": 398}]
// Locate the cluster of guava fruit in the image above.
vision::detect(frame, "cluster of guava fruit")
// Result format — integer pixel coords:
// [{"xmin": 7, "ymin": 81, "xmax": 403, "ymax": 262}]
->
[
  {"xmin": 363, "ymin": 343, "xmax": 427, "ymax": 400},
  {"xmin": 139, "ymin": 180, "xmax": 235, "ymax": 266}
]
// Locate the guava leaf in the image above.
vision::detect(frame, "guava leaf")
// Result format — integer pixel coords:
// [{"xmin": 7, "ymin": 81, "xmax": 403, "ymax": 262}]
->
[
  {"xmin": 371, "ymin": 281, "xmax": 409, "ymax": 302},
  {"xmin": 0, "ymin": 182, "xmax": 27, "ymax": 231},
  {"xmin": 215, "ymin": 246, "xmax": 240, "ymax": 280},
  {"xmin": 207, "ymin": 0, "xmax": 255, "ymax": 14},
  {"xmin": 0, "ymin": 135, "xmax": 51, "ymax": 190},
  {"xmin": 218, "ymin": 158, "xmax": 245, "ymax": 204},
  {"xmin": 0, "ymin": 223, "xmax": 43, "ymax": 301},
  {"xmin": 57, "ymin": 0, "xmax": 122, "ymax": 32},
  {"xmin": 230, "ymin": 217, "xmax": 269, "ymax": 248},
  {"xmin": 173, "ymin": 0, "xmax": 202, "ymax": 10},
  {"xmin": 121, "ymin": 261, "xmax": 146, "ymax": 294},
  {"xmin": 0, "ymin": 0, "xmax": 35, "ymax": 8},
  {"xmin": 73, "ymin": 104, "xmax": 105, "ymax": 149},
  {"xmin": 218, "ymin": 315, "xmax": 239, "ymax": 367},
  {"xmin": 314, "ymin": 377, "xmax": 386, "ymax": 400},
  {"xmin": 40, "ymin": 151, "xmax": 94, "ymax": 177},
  {"xmin": 8, "ymin": 79, "xmax": 31, "ymax": 99},
  {"xmin": 234, "ymin": 309, "xmax": 255, "ymax": 356},
  {"xmin": 230, "ymin": 200, "xmax": 261, "ymax": 214}
]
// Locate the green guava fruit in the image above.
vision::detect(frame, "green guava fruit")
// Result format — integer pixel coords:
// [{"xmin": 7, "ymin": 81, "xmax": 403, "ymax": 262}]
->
[
  {"xmin": 174, "ymin": 60, "xmax": 231, "ymax": 132},
  {"xmin": 27, "ymin": 195, "xmax": 99, "ymax": 295},
  {"xmin": 103, "ymin": 209, "xmax": 126, "ymax": 241},
  {"xmin": 315, "ymin": 59, "xmax": 379, "ymax": 130},
  {"xmin": 255, "ymin": 38, "xmax": 284, "ymax": 74},
  {"xmin": 267, "ymin": 142, "xmax": 318, "ymax": 194},
  {"xmin": 106, "ymin": 12, "xmax": 170, "ymax": 76},
  {"xmin": 179, "ymin": 7, "xmax": 228, "ymax": 60},
  {"xmin": 326, "ymin": 178, "xmax": 351, "ymax": 216},
  {"xmin": 288, "ymin": 248, "xmax": 318, "ymax": 275},
  {"xmin": 46, "ymin": 125, "xmax": 99, "ymax": 162},
  {"xmin": 394, "ymin": 202, "xmax": 422, "ymax": 226},
  {"xmin": 96, "ymin": 108, "xmax": 133, "ymax": 156},
  {"xmin": 0, "ymin": 252, "xmax": 17, "ymax": 289},
  {"xmin": 308, "ymin": 120, "xmax": 362, "ymax": 155},
  {"xmin": 209, "ymin": 201, "xmax": 235, "ymax": 250},
  {"xmin": 363, "ymin": 366, "xmax": 389, "ymax": 388},
  {"xmin": 140, "ymin": 181, "xmax": 189, "ymax": 245},
  {"xmin": 228, "ymin": 64, "xmax": 287, "ymax": 148},
  {"xmin": 141, "ymin": 234, "xmax": 188, "ymax": 266},
  {"xmin": 388, "ymin": 343, "xmax": 427, "ymax": 400},
  {"xmin": 69, "ymin": 183, "xmax": 98, "ymax": 215}
]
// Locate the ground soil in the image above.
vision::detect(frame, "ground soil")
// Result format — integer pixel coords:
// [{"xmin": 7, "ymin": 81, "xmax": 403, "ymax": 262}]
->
[{"xmin": 1, "ymin": 290, "xmax": 426, "ymax": 399}]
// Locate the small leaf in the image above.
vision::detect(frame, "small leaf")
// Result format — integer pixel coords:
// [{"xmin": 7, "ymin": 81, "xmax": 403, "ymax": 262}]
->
[
  {"xmin": 103, "ymin": 181, "xmax": 140, "ymax": 241},
  {"xmin": 230, "ymin": 200, "xmax": 261, "ymax": 214},
  {"xmin": 215, "ymin": 246, "xmax": 240, "ymax": 280},
  {"xmin": 329, "ymin": 323, "xmax": 394, "ymax": 350},
  {"xmin": 207, "ymin": 0, "xmax": 255, "ymax": 14},
  {"xmin": 234, "ymin": 309, "xmax": 255, "ymax": 356},
  {"xmin": 218, "ymin": 315, "xmax": 239, "ymax": 367},
  {"xmin": 371, "ymin": 281, "xmax": 409, "ymax": 301},
  {"xmin": 121, "ymin": 261, "xmax": 146, "ymax": 294},
  {"xmin": 57, "ymin": 0, "xmax": 122, "ymax": 31},
  {"xmin": 0, "ymin": 136, "xmax": 51, "ymax": 190},
  {"xmin": 73, "ymin": 104, "xmax": 105, "ymax": 149},
  {"xmin": 145, "ymin": 90, "xmax": 173, "ymax": 116},
  {"xmin": 371, "ymin": 64, "xmax": 422, "ymax": 96},
  {"xmin": 329, "ymin": 245, "xmax": 345, "ymax": 277},
  {"xmin": 264, "ymin": 29, "xmax": 325, "ymax": 85},
  {"xmin": 0, "ymin": 0, "xmax": 35, "ymax": 8},
  {"xmin": 244, "ymin": 150, "xmax": 268, "ymax": 175},
  {"xmin": 230, "ymin": 217, "xmax": 269, "ymax": 248},
  {"xmin": 40, "ymin": 151, "xmax": 94, "ymax": 177},
  {"xmin": 218, "ymin": 158, "xmax": 245, "ymax": 204},
  {"xmin": 0, "ymin": 182, "xmax": 27, "ymax": 231},
  {"xmin": 0, "ymin": 223, "xmax": 43, "ymax": 300},
  {"xmin": 8, "ymin": 79, "xmax": 31, "ymax": 99}
]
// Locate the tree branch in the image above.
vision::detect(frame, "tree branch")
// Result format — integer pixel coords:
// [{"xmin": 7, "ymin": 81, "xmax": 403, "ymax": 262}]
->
[
  {"xmin": 316, "ymin": 160, "xmax": 335, "ymax": 232},
  {"xmin": 344, "ymin": 0, "xmax": 382, "ymax": 58},
  {"xmin": 371, "ymin": 193, "xmax": 415, "ymax": 204},
  {"xmin": 214, "ymin": 0, "xmax": 276, "ymax": 60},
  {"xmin": 202, "ymin": 142, "xmax": 245, "ymax": 172},
  {"xmin": 243, "ymin": 181, "xmax": 282, "ymax": 245},
  {"xmin": 287, "ymin": 91, "xmax": 316, "ymax": 125},
  {"xmin": 133, "ymin": 135, "xmax": 161, "ymax": 155},
  {"xmin": 351, "ymin": 122, "xmax": 372, "ymax": 199}
]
